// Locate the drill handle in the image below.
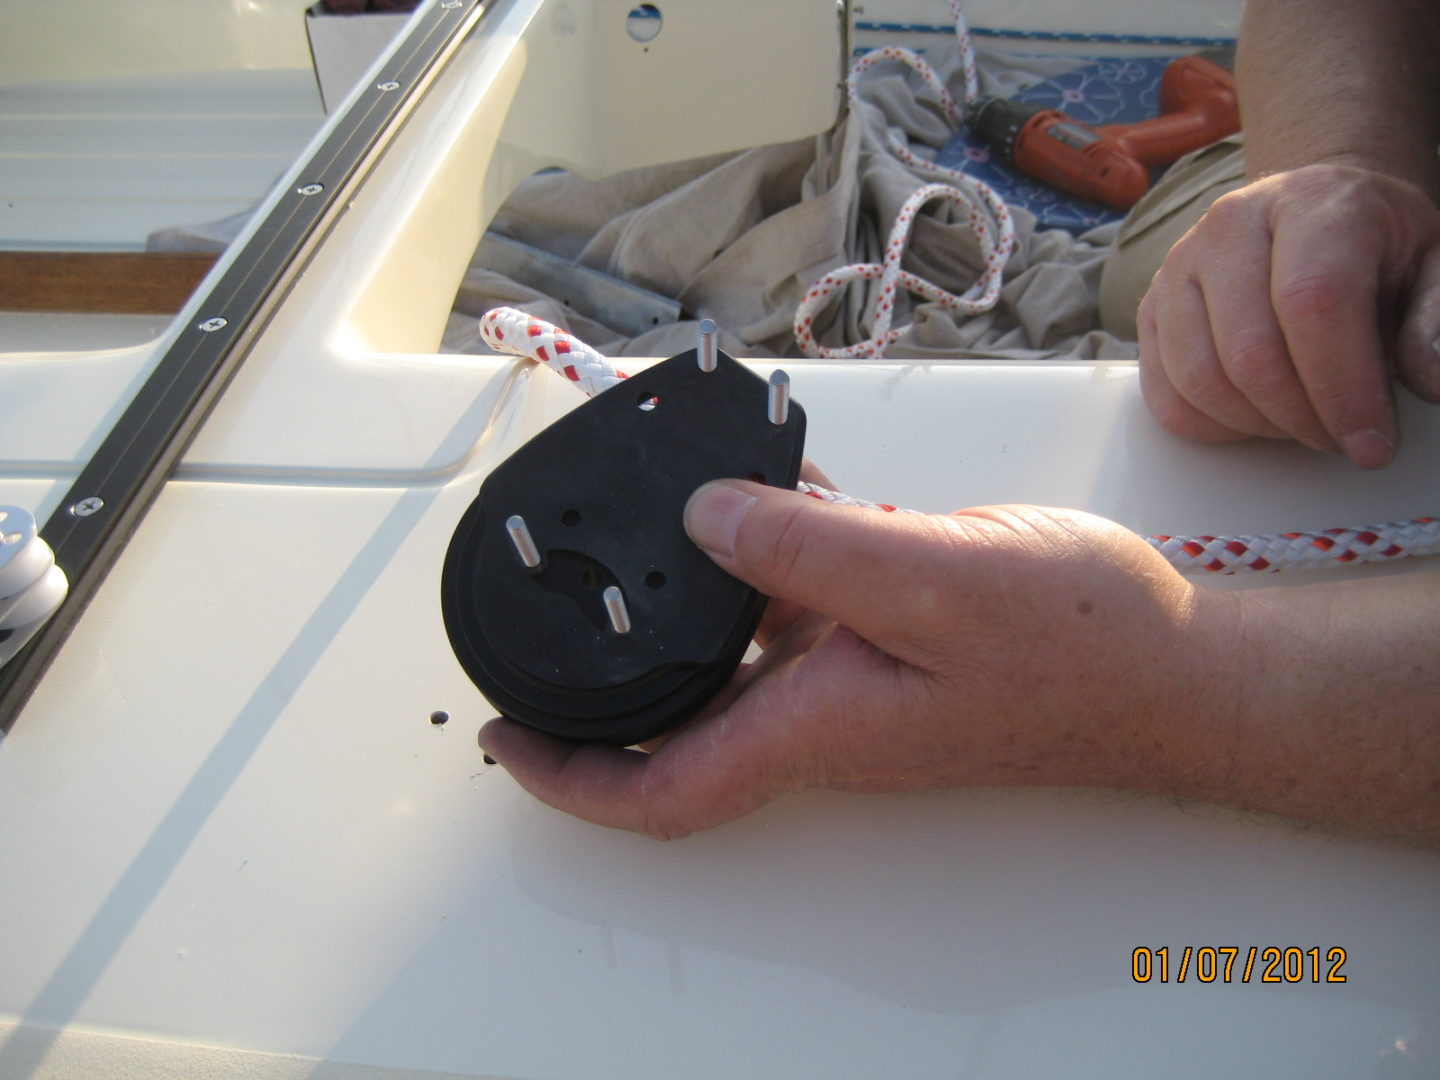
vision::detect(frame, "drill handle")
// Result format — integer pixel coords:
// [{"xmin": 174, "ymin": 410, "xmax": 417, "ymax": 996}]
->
[
  {"xmin": 1097, "ymin": 52, "xmax": 1240, "ymax": 169},
  {"xmin": 1098, "ymin": 103, "xmax": 1239, "ymax": 169}
]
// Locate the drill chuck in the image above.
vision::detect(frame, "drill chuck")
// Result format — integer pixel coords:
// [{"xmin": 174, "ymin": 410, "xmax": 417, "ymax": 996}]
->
[{"xmin": 968, "ymin": 96, "xmax": 1041, "ymax": 165}]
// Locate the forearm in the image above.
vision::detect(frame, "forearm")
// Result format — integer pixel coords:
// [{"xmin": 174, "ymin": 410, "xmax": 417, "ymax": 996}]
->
[
  {"xmin": 482, "ymin": 491, "xmax": 1440, "ymax": 843},
  {"xmin": 1237, "ymin": 0, "xmax": 1440, "ymax": 197},
  {"xmin": 1151, "ymin": 570, "xmax": 1440, "ymax": 844}
]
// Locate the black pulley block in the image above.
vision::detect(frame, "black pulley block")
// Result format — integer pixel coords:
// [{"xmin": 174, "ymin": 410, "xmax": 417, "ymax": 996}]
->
[{"xmin": 441, "ymin": 341, "xmax": 806, "ymax": 745}]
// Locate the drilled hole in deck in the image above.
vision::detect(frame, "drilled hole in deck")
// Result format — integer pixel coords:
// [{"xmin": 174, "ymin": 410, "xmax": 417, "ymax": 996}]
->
[
  {"xmin": 561, "ymin": 509, "xmax": 581, "ymax": 527},
  {"xmin": 646, "ymin": 572, "xmax": 666, "ymax": 589},
  {"xmin": 430, "ymin": 710, "xmax": 449, "ymax": 725}
]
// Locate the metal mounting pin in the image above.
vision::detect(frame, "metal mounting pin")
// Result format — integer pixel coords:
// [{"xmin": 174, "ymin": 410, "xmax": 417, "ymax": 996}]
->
[
  {"xmin": 505, "ymin": 515, "xmax": 541, "ymax": 568},
  {"xmin": 603, "ymin": 586, "xmax": 632, "ymax": 634},
  {"xmin": 767, "ymin": 370, "xmax": 790, "ymax": 426},
  {"xmin": 697, "ymin": 319, "xmax": 717, "ymax": 373}
]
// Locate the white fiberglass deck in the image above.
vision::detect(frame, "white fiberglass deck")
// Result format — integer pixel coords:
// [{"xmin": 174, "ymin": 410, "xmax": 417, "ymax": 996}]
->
[{"xmin": 3, "ymin": 356, "xmax": 1439, "ymax": 1080}]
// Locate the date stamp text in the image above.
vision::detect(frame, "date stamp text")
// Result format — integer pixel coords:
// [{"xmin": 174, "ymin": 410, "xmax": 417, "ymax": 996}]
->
[{"xmin": 1131, "ymin": 946, "xmax": 1347, "ymax": 984}]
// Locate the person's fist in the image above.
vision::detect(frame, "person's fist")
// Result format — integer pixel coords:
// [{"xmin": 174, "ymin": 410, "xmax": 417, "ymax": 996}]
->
[{"xmin": 1138, "ymin": 163, "xmax": 1440, "ymax": 468}]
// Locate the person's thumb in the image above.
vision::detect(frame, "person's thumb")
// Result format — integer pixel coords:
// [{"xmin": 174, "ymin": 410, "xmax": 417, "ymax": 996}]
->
[{"xmin": 684, "ymin": 479, "xmax": 955, "ymax": 651}]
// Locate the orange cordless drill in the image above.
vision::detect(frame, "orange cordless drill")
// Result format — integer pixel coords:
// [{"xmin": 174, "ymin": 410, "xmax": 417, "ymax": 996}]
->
[{"xmin": 967, "ymin": 48, "xmax": 1239, "ymax": 211}]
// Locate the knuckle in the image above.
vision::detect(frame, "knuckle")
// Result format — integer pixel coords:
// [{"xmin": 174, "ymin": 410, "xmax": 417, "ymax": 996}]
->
[
  {"xmin": 1138, "ymin": 358, "xmax": 1193, "ymax": 433},
  {"xmin": 1146, "ymin": 393, "xmax": 1203, "ymax": 437},
  {"xmin": 1140, "ymin": 365, "xmax": 1244, "ymax": 442},
  {"xmin": 1309, "ymin": 384, "xmax": 1386, "ymax": 429},
  {"xmin": 1136, "ymin": 287, "xmax": 1158, "ymax": 330},
  {"xmin": 1163, "ymin": 352, "xmax": 1241, "ymax": 420},
  {"xmin": 1219, "ymin": 335, "xmax": 1291, "ymax": 398},
  {"xmin": 1144, "ymin": 250, "xmax": 1198, "ymax": 303},
  {"xmin": 1190, "ymin": 189, "xmax": 1251, "ymax": 237},
  {"xmin": 1163, "ymin": 353, "xmax": 1216, "ymax": 402},
  {"xmin": 1271, "ymin": 270, "xmax": 1354, "ymax": 322},
  {"xmin": 1151, "ymin": 397, "xmax": 1234, "ymax": 442}
]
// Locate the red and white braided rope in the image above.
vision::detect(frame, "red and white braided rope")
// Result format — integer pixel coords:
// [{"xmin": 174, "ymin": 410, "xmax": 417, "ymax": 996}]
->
[
  {"xmin": 793, "ymin": 483, "xmax": 1440, "ymax": 574},
  {"xmin": 848, "ymin": 45, "xmax": 965, "ymax": 128},
  {"xmin": 793, "ymin": 181, "xmax": 1016, "ymax": 360},
  {"xmin": 949, "ymin": 0, "xmax": 980, "ymax": 103},
  {"xmin": 795, "ymin": 4, "xmax": 1017, "ymax": 360},
  {"xmin": 480, "ymin": 306, "xmax": 1440, "ymax": 575},
  {"xmin": 479, "ymin": 307, "xmax": 627, "ymax": 395}
]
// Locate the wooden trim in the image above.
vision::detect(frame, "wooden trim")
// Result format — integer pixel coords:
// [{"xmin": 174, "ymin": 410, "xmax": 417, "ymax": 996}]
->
[{"xmin": 0, "ymin": 251, "xmax": 219, "ymax": 315}]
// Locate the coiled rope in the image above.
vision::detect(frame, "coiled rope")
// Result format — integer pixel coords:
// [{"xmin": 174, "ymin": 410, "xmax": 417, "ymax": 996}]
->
[
  {"xmin": 793, "ymin": 1, "xmax": 1016, "ymax": 360},
  {"xmin": 478, "ymin": 307, "xmax": 1440, "ymax": 575}
]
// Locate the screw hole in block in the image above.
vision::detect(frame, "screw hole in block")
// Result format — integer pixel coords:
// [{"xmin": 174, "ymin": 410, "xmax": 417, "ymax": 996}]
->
[
  {"xmin": 430, "ymin": 710, "xmax": 450, "ymax": 725},
  {"xmin": 561, "ymin": 509, "xmax": 581, "ymax": 527},
  {"xmin": 646, "ymin": 572, "xmax": 666, "ymax": 589}
]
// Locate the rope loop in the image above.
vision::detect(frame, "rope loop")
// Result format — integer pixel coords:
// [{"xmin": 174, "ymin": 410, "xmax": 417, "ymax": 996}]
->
[
  {"xmin": 847, "ymin": 46, "xmax": 965, "ymax": 128},
  {"xmin": 794, "ymin": 182, "xmax": 1014, "ymax": 359},
  {"xmin": 798, "ymin": 2, "xmax": 1016, "ymax": 359}
]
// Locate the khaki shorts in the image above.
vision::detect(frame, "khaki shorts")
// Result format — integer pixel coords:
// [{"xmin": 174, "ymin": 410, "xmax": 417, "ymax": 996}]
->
[{"xmin": 1098, "ymin": 133, "xmax": 1247, "ymax": 340}]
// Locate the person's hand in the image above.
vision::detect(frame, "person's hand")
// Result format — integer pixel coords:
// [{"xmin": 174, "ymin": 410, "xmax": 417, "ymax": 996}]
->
[
  {"xmin": 478, "ymin": 480, "xmax": 1224, "ymax": 838},
  {"xmin": 1137, "ymin": 163, "xmax": 1440, "ymax": 469}
]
